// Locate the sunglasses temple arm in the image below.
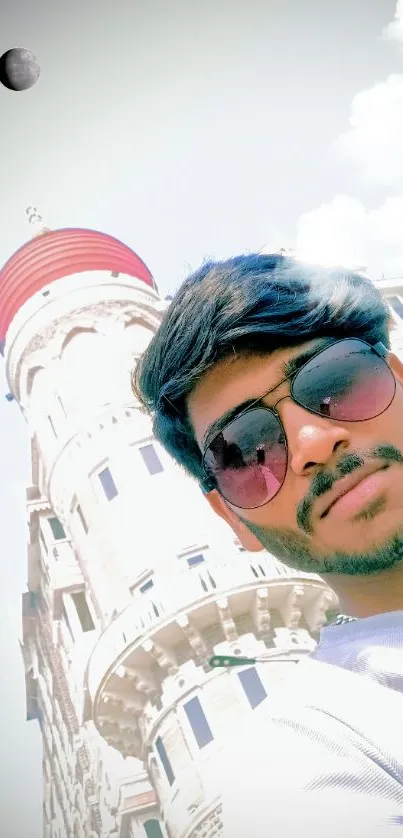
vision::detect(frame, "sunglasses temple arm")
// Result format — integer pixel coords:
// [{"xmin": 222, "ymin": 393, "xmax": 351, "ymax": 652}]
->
[{"xmin": 373, "ymin": 342, "xmax": 389, "ymax": 358}]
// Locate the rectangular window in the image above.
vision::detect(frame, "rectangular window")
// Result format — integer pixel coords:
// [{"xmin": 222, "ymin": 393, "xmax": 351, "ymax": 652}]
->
[
  {"xmin": 98, "ymin": 467, "xmax": 118, "ymax": 500},
  {"xmin": 139, "ymin": 578, "xmax": 154, "ymax": 593},
  {"xmin": 186, "ymin": 554, "xmax": 205, "ymax": 568},
  {"xmin": 387, "ymin": 295, "xmax": 403, "ymax": 320},
  {"xmin": 183, "ymin": 696, "xmax": 214, "ymax": 748},
  {"xmin": 48, "ymin": 517, "xmax": 66, "ymax": 540},
  {"xmin": 144, "ymin": 820, "xmax": 164, "ymax": 838},
  {"xmin": 238, "ymin": 666, "xmax": 267, "ymax": 709},
  {"xmin": 139, "ymin": 444, "xmax": 164, "ymax": 475},
  {"xmin": 57, "ymin": 396, "xmax": 67, "ymax": 417},
  {"xmin": 29, "ymin": 591, "xmax": 37, "ymax": 610},
  {"xmin": 71, "ymin": 591, "xmax": 95, "ymax": 632},
  {"xmin": 48, "ymin": 416, "xmax": 57, "ymax": 437},
  {"xmin": 76, "ymin": 505, "xmax": 88, "ymax": 534},
  {"xmin": 155, "ymin": 736, "xmax": 175, "ymax": 785}
]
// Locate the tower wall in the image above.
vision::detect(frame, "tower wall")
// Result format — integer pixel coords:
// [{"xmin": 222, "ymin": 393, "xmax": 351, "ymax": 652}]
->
[
  {"xmin": 6, "ymin": 270, "xmax": 240, "ymax": 624},
  {"xmin": 10, "ymin": 233, "xmax": 338, "ymax": 838}
]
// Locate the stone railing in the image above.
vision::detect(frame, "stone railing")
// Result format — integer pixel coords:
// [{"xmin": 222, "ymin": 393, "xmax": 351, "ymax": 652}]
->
[{"xmin": 86, "ymin": 554, "xmax": 329, "ymax": 702}]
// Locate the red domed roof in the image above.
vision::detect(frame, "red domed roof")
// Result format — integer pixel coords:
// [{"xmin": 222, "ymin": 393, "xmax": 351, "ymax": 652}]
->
[{"xmin": 0, "ymin": 228, "xmax": 155, "ymax": 346}]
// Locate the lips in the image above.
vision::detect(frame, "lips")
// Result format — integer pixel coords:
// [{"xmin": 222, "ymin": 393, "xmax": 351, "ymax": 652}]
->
[{"xmin": 318, "ymin": 464, "xmax": 388, "ymax": 519}]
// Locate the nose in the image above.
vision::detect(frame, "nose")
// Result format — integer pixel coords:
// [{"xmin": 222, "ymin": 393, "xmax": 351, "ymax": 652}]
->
[{"xmin": 278, "ymin": 400, "xmax": 351, "ymax": 475}]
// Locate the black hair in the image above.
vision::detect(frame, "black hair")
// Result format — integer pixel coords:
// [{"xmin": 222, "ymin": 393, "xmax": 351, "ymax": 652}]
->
[{"xmin": 132, "ymin": 253, "xmax": 391, "ymax": 487}]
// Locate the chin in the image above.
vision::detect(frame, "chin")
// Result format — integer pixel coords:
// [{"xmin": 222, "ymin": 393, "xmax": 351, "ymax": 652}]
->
[
  {"xmin": 321, "ymin": 503, "xmax": 403, "ymax": 551},
  {"xmin": 324, "ymin": 519, "xmax": 403, "ymax": 561}
]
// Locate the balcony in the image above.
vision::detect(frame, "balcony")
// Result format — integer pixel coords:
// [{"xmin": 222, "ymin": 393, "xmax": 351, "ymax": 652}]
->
[
  {"xmin": 48, "ymin": 540, "xmax": 84, "ymax": 591},
  {"xmin": 86, "ymin": 554, "xmax": 336, "ymax": 712},
  {"xmin": 117, "ymin": 772, "xmax": 157, "ymax": 815}
]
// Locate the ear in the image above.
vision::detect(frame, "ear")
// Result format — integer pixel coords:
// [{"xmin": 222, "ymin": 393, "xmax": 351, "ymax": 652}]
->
[{"xmin": 204, "ymin": 490, "xmax": 264, "ymax": 552}]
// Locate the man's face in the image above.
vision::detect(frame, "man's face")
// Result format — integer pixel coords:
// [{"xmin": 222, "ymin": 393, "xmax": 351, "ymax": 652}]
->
[{"xmin": 187, "ymin": 339, "xmax": 403, "ymax": 575}]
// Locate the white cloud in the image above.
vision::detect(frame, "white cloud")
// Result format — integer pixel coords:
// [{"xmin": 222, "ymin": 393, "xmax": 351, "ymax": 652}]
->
[
  {"xmin": 296, "ymin": 195, "xmax": 403, "ymax": 278},
  {"xmin": 295, "ymin": 2, "xmax": 403, "ymax": 278},
  {"xmin": 382, "ymin": 0, "xmax": 403, "ymax": 44},
  {"xmin": 296, "ymin": 196, "xmax": 366, "ymax": 268},
  {"xmin": 331, "ymin": 75, "xmax": 403, "ymax": 187}
]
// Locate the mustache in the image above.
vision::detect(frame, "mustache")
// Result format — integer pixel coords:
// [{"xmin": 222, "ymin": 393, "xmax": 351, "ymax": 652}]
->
[{"xmin": 296, "ymin": 443, "xmax": 403, "ymax": 535}]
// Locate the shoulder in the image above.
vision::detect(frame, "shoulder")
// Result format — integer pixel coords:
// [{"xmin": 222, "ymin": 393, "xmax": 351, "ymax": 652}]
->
[{"xmin": 221, "ymin": 661, "xmax": 403, "ymax": 837}]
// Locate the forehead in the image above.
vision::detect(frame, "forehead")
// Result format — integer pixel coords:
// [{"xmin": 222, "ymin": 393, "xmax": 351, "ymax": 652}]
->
[{"xmin": 187, "ymin": 339, "xmax": 318, "ymax": 447}]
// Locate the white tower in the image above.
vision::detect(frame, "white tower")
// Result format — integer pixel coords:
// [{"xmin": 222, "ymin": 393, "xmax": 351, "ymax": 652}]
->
[{"xmin": 3, "ymin": 216, "xmax": 337, "ymax": 838}]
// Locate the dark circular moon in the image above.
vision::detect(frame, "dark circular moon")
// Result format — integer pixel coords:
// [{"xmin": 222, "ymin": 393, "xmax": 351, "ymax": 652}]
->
[{"xmin": 0, "ymin": 48, "xmax": 40, "ymax": 91}]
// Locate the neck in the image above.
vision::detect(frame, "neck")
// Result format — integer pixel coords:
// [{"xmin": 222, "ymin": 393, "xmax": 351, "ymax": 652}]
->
[{"xmin": 323, "ymin": 564, "xmax": 403, "ymax": 618}]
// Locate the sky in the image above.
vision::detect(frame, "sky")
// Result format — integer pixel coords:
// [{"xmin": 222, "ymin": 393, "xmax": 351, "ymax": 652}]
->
[{"xmin": 0, "ymin": 1, "xmax": 402, "ymax": 835}]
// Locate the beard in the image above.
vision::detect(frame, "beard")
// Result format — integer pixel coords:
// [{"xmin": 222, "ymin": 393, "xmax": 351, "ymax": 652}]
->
[
  {"xmin": 240, "ymin": 443, "xmax": 403, "ymax": 576},
  {"xmin": 242, "ymin": 519, "xmax": 403, "ymax": 575}
]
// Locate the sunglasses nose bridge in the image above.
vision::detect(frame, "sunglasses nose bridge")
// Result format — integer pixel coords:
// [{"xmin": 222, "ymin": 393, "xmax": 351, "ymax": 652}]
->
[{"xmin": 271, "ymin": 393, "xmax": 290, "ymax": 413}]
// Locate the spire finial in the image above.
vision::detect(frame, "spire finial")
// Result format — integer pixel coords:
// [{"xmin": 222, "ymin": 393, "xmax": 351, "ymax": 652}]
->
[{"xmin": 25, "ymin": 206, "xmax": 50, "ymax": 238}]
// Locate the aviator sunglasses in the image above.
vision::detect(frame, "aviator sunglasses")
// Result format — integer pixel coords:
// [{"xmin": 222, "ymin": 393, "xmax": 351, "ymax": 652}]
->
[{"xmin": 201, "ymin": 338, "xmax": 396, "ymax": 510}]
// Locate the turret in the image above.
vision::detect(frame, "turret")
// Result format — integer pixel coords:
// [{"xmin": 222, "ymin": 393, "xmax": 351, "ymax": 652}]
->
[{"xmin": 5, "ymin": 214, "xmax": 337, "ymax": 838}]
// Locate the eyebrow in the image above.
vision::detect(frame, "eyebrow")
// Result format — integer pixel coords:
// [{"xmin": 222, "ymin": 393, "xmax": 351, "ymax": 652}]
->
[
  {"xmin": 201, "ymin": 338, "xmax": 334, "ymax": 451},
  {"xmin": 281, "ymin": 339, "xmax": 334, "ymax": 378}
]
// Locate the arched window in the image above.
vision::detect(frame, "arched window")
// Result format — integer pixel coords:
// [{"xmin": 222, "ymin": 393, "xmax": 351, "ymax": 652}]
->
[
  {"xmin": 29, "ymin": 367, "xmax": 47, "ymax": 403},
  {"xmin": 123, "ymin": 319, "xmax": 154, "ymax": 356},
  {"xmin": 61, "ymin": 329, "xmax": 118, "ymax": 409},
  {"xmin": 26, "ymin": 365, "xmax": 45, "ymax": 397},
  {"xmin": 60, "ymin": 326, "xmax": 97, "ymax": 353},
  {"xmin": 144, "ymin": 819, "xmax": 164, "ymax": 838},
  {"xmin": 123, "ymin": 320, "xmax": 155, "ymax": 401}
]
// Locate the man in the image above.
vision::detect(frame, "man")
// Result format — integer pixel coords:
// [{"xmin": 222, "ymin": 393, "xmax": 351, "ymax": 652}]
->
[{"xmin": 133, "ymin": 254, "xmax": 403, "ymax": 834}]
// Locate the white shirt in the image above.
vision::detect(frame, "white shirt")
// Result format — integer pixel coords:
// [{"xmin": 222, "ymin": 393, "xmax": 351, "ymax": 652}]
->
[{"xmin": 221, "ymin": 614, "xmax": 403, "ymax": 837}]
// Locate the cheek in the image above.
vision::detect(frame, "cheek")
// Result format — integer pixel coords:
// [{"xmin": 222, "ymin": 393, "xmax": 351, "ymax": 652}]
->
[
  {"xmin": 361, "ymin": 394, "xmax": 403, "ymax": 445},
  {"xmin": 386, "ymin": 387, "xmax": 403, "ymax": 435}
]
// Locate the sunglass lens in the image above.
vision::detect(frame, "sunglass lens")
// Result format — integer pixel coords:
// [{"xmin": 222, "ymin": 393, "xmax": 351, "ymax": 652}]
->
[
  {"xmin": 204, "ymin": 408, "xmax": 287, "ymax": 509},
  {"xmin": 292, "ymin": 339, "xmax": 395, "ymax": 421}
]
